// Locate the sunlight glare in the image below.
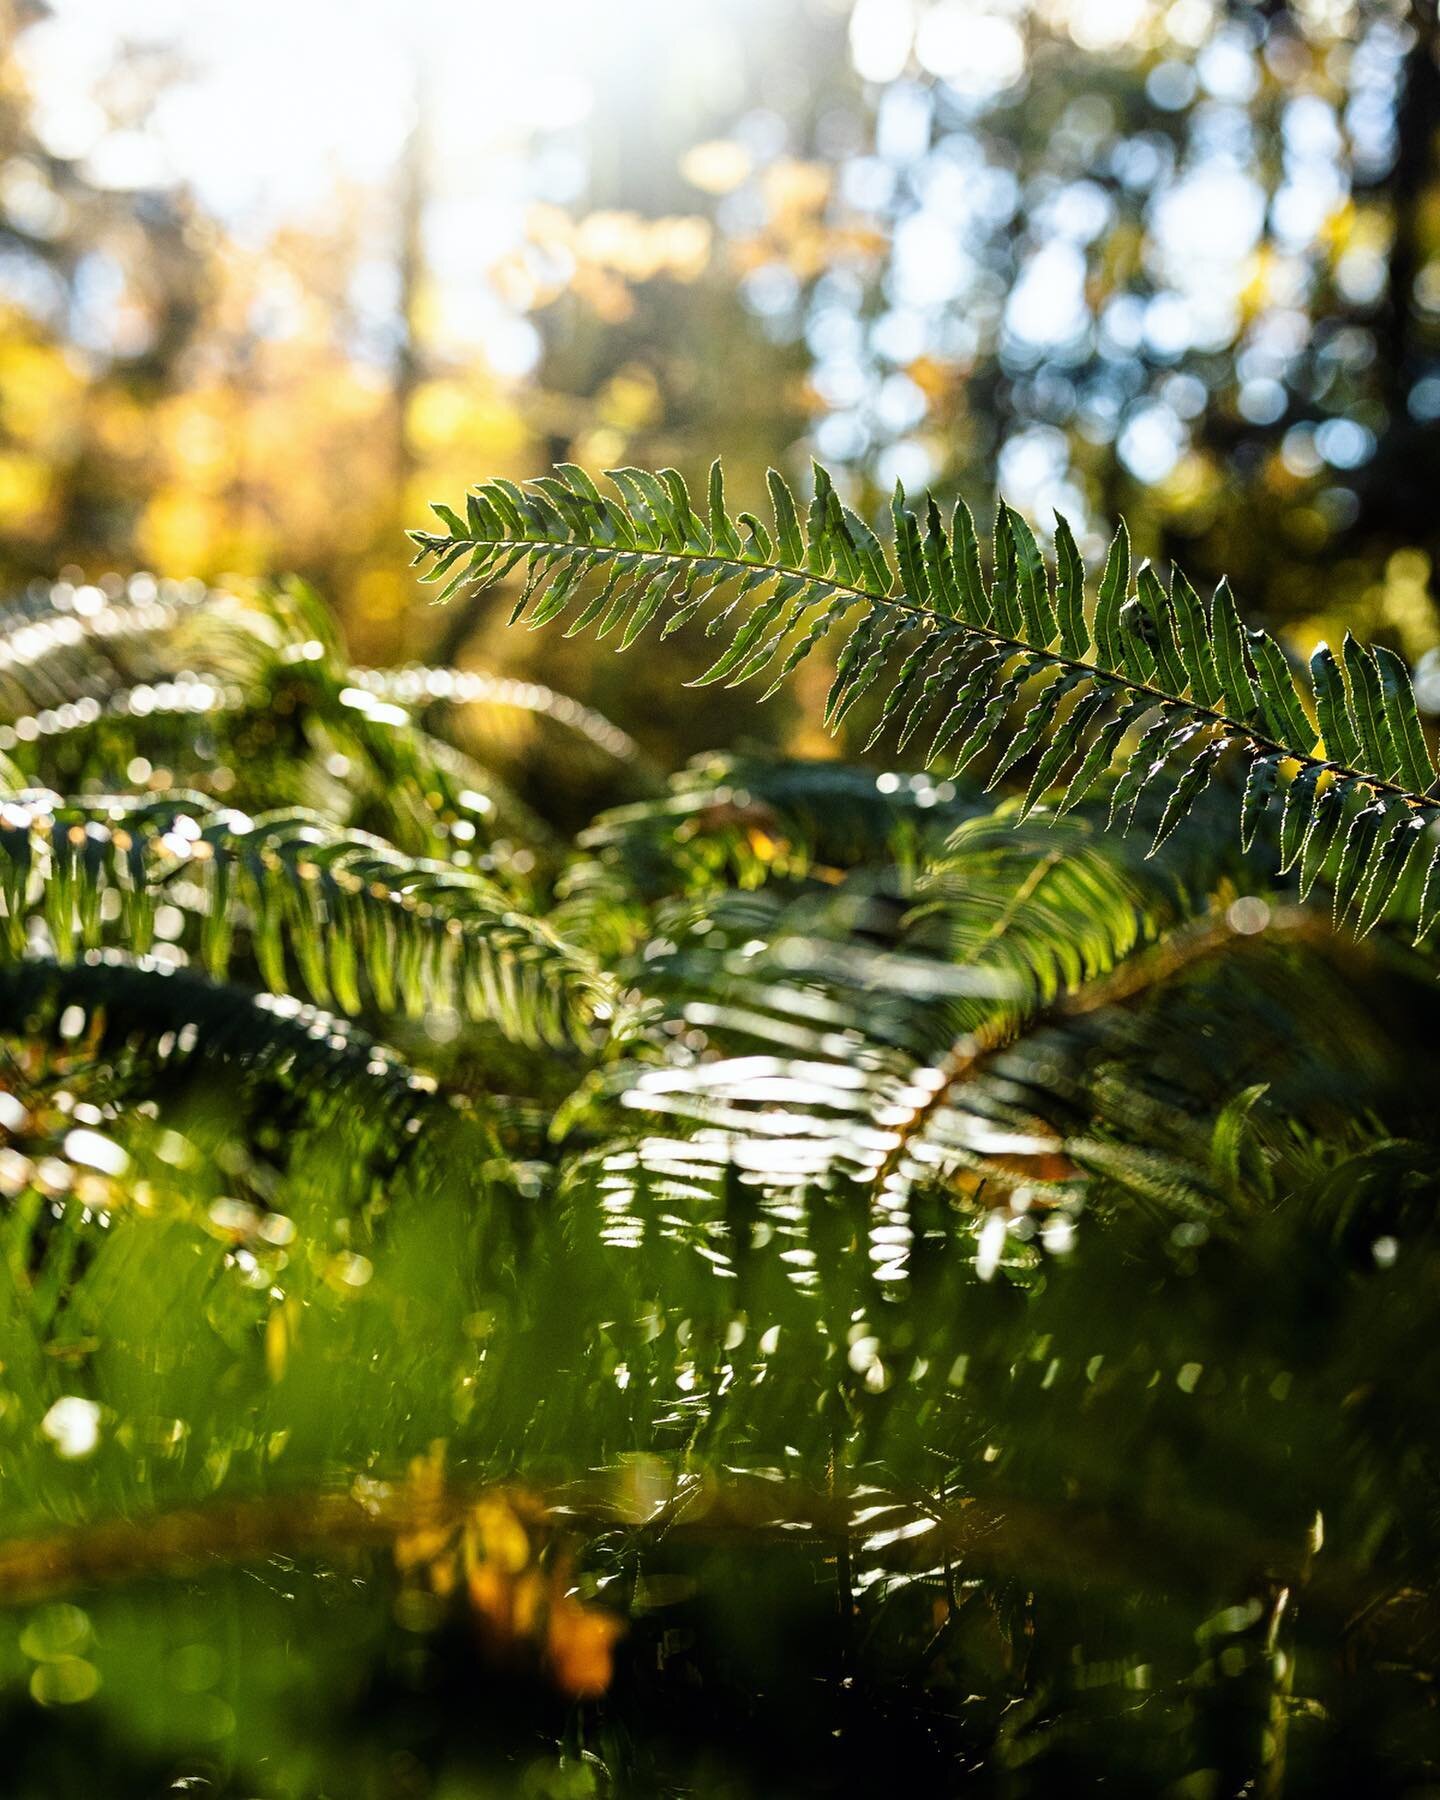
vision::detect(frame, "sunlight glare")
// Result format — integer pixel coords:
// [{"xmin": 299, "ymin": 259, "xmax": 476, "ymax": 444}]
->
[{"xmin": 18, "ymin": 0, "xmax": 713, "ymax": 223}]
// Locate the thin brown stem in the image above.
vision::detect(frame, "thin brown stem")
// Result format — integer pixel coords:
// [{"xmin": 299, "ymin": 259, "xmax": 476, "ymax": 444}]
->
[{"xmin": 871, "ymin": 903, "xmax": 1326, "ymax": 1194}]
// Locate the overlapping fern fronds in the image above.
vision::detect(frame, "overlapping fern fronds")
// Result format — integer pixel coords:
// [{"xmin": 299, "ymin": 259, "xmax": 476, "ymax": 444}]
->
[
  {"xmin": 601, "ymin": 887, "xmax": 1420, "ymax": 1252},
  {"xmin": 413, "ymin": 460, "xmax": 1440, "ymax": 938},
  {"xmin": 555, "ymin": 753, "xmax": 983, "ymax": 962},
  {"xmin": 0, "ymin": 575, "xmax": 641, "ymax": 1049},
  {"xmin": 0, "ymin": 577, "xmax": 550, "ymax": 862},
  {"xmin": 0, "ymin": 573, "xmax": 270, "ymax": 720},
  {"xmin": 7, "ymin": 522, "xmax": 1440, "ymax": 1790},
  {"xmin": 0, "ymin": 791, "xmax": 606, "ymax": 1047},
  {"xmin": 591, "ymin": 812, "xmax": 1236, "ymax": 1212}
]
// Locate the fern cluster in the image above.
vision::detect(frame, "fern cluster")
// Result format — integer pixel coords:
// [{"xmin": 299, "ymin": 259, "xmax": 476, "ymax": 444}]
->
[{"xmin": 0, "ymin": 475, "xmax": 1438, "ymax": 1793}]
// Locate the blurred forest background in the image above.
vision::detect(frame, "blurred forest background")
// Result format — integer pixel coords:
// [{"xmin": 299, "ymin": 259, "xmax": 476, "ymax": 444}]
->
[{"xmin": 1, "ymin": 0, "xmax": 1438, "ymax": 764}]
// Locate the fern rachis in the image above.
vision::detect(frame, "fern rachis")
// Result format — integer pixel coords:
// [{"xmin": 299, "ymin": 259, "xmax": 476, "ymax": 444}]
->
[{"xmin": 413, "ymin": 461, "xmax": 1440, "ymax": 937}]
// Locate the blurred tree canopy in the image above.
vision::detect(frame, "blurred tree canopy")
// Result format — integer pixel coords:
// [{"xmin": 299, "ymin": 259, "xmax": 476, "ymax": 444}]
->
[{"xmin": 1, "ymin": 0, "xmax": 1439, "ymax": 753}]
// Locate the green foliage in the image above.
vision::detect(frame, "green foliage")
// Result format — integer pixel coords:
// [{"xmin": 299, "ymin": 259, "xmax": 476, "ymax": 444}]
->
[
  {"xmin": 0, "ymin": 789, "xmax": 602, "ymax": 1046},
  {"xmin": 414, "ymin": 461, "xmax": 1440, "ymax": 938},
  {"xmin": 0, "ymin": 579, "xmax": 608, "ymax": 1048},
  {"xmin": 0, "ymin": 952, "xmax": 429, "ymax": 1120},
  {"xmin": 1, "ymin": 505, "xmax": 1439, "ymax": 1793}
]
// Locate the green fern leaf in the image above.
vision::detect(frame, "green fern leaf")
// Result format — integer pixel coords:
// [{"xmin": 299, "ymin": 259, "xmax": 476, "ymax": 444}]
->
[
  {"xmin": 413, "ymin": 459, "xmax": 1440, "ymax": 933},
  {"xmin": 1004, "ymin": 505, "xmax": 1058, "ymax": 649},
  {"xmin": 1342, "ymin": 633, "xmax": 1400, "ymax": 784},
  {"xmin": 0, "ymin": 794, "xmax": 607, "ymax": 1047},
  {"xmin": 950, "ymin": 498, "xmax": 990, "ymax": 627},
  {"xmin": 1372, "ymin": 643, "xmax": 1436, "ymax": 794},
  {"xmin": 1297, "ymin": 779, "xmax": 1349, "ymax": 902},
  {"xmin": 1091, "ymin": 523, "xmax": 1129, "ymax": 673},
  {"xmin": 1136, "ymin": 564, "xmax": 1187, "ymax": 698},
  {"xmin": 1052, "ymin": 514, "xmax": 1089, "ymax": 661},
  {"xmin": 1169, "ymin": 569, "xmax": 1222, "ymax": 709},
  {"xmin": 1309, "ymin": 642, "xmax": 1363, "ymax": 768}
]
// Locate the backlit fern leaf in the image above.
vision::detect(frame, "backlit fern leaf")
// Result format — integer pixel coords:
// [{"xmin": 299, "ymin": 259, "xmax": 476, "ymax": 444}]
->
[
  {"xmin": 0, "ymin": 791, "xmax": 606, "ymax": 1047},
  {"xmin": 0, "ymin": 574, "xmax": 290, "ymax": 722},
  {"xmin": 414, "ymin": 461, "xmax": 1440, "ymax": 939},
  {"xmin": 0, "ymin": 582, "xmax": 546, "ymax": 864}
]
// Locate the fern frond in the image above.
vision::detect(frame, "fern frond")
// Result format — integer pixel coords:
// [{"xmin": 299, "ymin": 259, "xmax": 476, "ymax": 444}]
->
[
  {"xmin": 414, "ymin": 462, "xmax": 1440, "ymax": 936},
  {"xmin": 610, "ymin": 878, "xmax": 1407, "ymax": 1235},
  {"xmin": 0, "ymin": 588, "xmax": 547, "ymax": 867},
  {"xmin": 0, "ymin": 669, "xmax": 533, "ymax": 867},
  {"xmin": 0, "ymin": 792, "xmax": 607, "ymax": 1047},
  {"xmin": 608, "ymin": 816, "xmax": 1223, "ymax": 1203},
  {"xmin": 564, "ymin": 751, "xmax": 982, "ymax": 924},
  {"xmin": 0, "ymin": 575, "xmax": 280, "ymax": 723},
  {"xmin": 356, "ymin": 665, "xmax": 644, "ymax": 766},
  {"xmin": 306, "ymin": 666, "xmax": 553, "ymax": 863},
  {"xmin": 0, "ymin": 951, "xmax": 432, "ymax": 1119},
  {"xmin": 581, "ymin": 780, "xmax": 1430, "ymax": 1250}
]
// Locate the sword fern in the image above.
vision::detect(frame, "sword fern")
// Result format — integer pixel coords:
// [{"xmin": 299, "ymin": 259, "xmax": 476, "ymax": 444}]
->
[{"xmin": 414, "ymin": 460, "xmax": 1440, "ymax": 939}]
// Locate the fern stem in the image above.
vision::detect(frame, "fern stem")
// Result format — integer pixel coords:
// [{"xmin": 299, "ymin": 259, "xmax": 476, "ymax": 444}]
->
[
  {"xmin": 417, "ymin": 531, "xmax": 1431, "ymax": 814},
  {"xmin": 0, "ymin": 1470, "xmax": 1347, "ymax": 1622},
  {"xmin": 873, "ymin": 903, "xmax": 1324, "ymax": 1196}
]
